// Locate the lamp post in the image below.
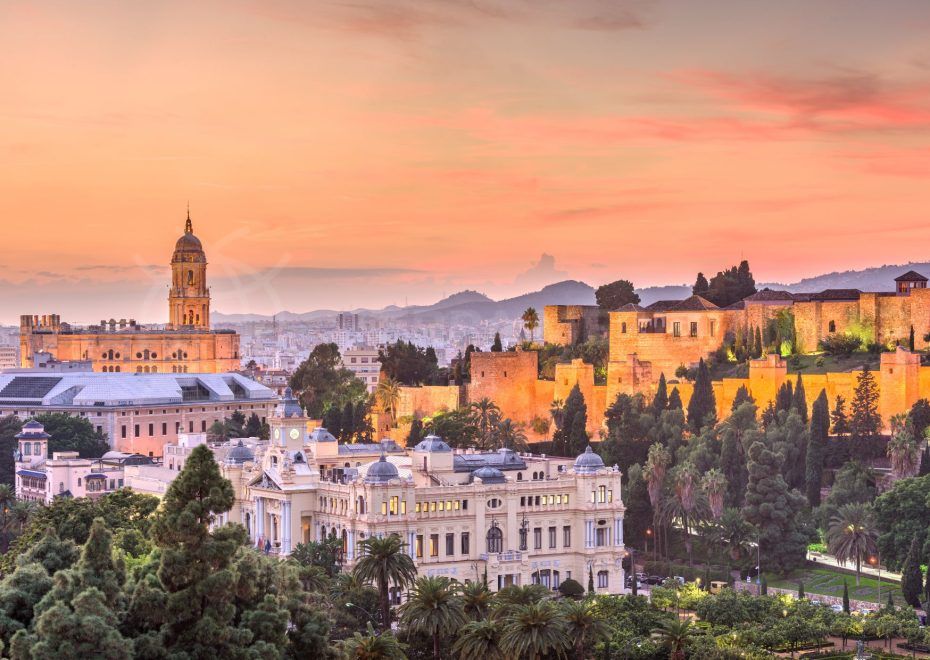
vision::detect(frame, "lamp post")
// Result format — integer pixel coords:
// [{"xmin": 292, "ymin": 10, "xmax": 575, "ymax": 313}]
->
[
  {"xmin": 646, "ymin": 528, "xmax": 653, "ymax": 558},
  {"xmin": 869, "ymin": 553, "xmax": 881, "ymax": 606}
]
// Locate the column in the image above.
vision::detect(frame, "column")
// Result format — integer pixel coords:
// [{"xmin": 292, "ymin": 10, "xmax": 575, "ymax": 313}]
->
[
  {"xmin": 255, "ymin": 498, "xmax": 265, "ymax": 539},
  {"xmin": 408, "ymin": 531, "xmax": 416, "ymax": 559},
  {"xmin": 282, "ymin": 501, "xmax": 292, "ymax": 555},
  {"xmin": 615, "ymin": 518, "xmax": 623, "ymax": 546},
  {"xmin": 347, "ymin": 530, "xmax": 355, "ymax": 561}
]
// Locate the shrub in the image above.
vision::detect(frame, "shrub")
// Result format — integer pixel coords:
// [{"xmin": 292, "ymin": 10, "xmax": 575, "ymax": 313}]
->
[
  {"xmin": 815, "ymin": 356, "xmax": 825, "ymax": 368},
  {"xmin": 819, "ymin": 334, "xmax": 861, "ymax": 357},
  {"xmin": 674, "ymin": 365, "xmax": 689, "ymax": 380},
  {"xmin": 558, "ymin": 578, "xmax": 585, "ymax": 599}
]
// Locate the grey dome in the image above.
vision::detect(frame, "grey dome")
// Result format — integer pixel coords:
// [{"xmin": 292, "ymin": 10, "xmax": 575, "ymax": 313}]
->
[
  {"xmin": 309, "ymin": 427, "xmax": 337, "ymax": 443},
  {"xmin": 276, "ymin": 387, "xmax": 304, "ymax": 419},
  {"xmin": 472, "ymin": 466, "xmax": 506, "ymax": 484},
  {"xmin": 414, "ymin": 435, "xmax": 452, "ymax": 452},
  {"xmin": 573, "ymin": 446, "xmax": 605, "ymax": 474},
  {"xmin": 364, "ymin": 455, "xmax": 399, "ymax": 484},
  {"xmin": 226, "ymin": 440, "xmax": 254, "ymax": 465}
]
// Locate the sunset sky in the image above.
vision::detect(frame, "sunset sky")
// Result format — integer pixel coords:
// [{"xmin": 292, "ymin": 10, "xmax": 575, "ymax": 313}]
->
[{"xmin": 3, "ymin": 0, "xmax": 930, "ymax": 322}]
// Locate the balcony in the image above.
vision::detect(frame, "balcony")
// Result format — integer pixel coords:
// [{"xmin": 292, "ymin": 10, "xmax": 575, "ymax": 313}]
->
[{"xmin": 480, "ymin": 551, "xmax": 525, "ymax": 563}]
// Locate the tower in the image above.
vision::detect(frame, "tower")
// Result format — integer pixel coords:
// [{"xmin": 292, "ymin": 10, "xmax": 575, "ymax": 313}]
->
[{"xmin": 168, "ymin": 209, "xmax": 210, "ymax": 330}]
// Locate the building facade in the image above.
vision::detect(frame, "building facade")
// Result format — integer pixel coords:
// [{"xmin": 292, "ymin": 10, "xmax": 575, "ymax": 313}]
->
[
  {"xmin": 341, "ymin": 347, "xmax": 381, "ymax": 392},
  {"xmin": 20, "ymin": 213, "xmax": 240, "ymax": 374},
  {"xmin": 0, "ymin": 372, "xmax": 277, "ymax": 457}
]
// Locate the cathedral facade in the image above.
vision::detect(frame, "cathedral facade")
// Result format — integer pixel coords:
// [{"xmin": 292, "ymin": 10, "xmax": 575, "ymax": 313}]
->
[{"xmin": 19, "ymin": 213, "xmax": 241, "ymax": 374}]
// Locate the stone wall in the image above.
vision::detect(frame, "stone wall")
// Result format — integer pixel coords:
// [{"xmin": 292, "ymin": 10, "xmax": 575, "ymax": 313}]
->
[
  {"xmin": 543, "ymin": 305, "xmax": 608, "ymax": 346},
  {"xmin": 396, "ymin": 385, "xmax": 462, "ymax": 420}
]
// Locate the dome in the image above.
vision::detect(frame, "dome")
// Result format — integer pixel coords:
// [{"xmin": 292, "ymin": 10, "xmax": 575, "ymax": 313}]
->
[
  {"xmin": 226, "ymin": 440, "xmax": 255, "ymax": 465},
  {"xmin": 276, "ymin": 387, "xmax": 304, "ymax": 419},
  {"xmin": 364, "ymin": 455, "xmax": 399, "ymax": 484},
  {"xmin": 309, "ymin": 427, "xmax": 337, "ymax": 443},
  {"xmin": 414, "ymin": 435, "xmax": 452, "ymax": 452},
  {"xmin": 472, "ymin": 466, "xmax": 506, "ymax": 484},
  {"xmin": 16, "ymin": 420, "xmax": 49, "ymax": 439},
  {"xmin": 172, "ymin": 214, "xmax": 206, "ymax": 262},
  {"xmin": 573, "ymin": 446, "xmax": 605, "ymax": 474}
]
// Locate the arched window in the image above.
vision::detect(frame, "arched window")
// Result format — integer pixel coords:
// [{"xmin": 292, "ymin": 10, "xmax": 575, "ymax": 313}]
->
[
  {"xmin": 151, "ymin": 366, "xmax": 158, "ymax": 373},
  {"xmin": 187, "ymin": 270, "xmax": 194, "ymax": 286},
  {"xmin": 115, "ymin": 366, "xmax": 120, "ymax": 372},
  {"xmin": 516, "ymin": 472, "xmax": 523, "ymax": 481},
  {"xmin": 33, "ymin": 442, "xmax": 41, "ymax": 455},
  {"xmin": 828, "ymin": 320, "xmax": 836, "ymax": 333},
  {"xmin": 137, "ymin": 366, "xmax": 143, "ymax": 373},
  {"xmin": 486, "ymin": 525, "xmax": 503, "ymax": 553}
]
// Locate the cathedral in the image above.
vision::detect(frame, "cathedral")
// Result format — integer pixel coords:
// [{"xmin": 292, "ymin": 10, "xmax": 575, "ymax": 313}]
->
[{"xmin": 19, "ymin": 212, "xmax": 241, "ymax": 374}]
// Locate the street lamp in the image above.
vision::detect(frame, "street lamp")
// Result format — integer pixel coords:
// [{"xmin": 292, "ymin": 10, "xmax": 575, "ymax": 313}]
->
[
  {"xmin": 646, "ymin": 528, "xmax": 653, "ymax": 558},
  {"xmin": 869, "ymin": 553, "xmax": 881, "ymax": 605}
]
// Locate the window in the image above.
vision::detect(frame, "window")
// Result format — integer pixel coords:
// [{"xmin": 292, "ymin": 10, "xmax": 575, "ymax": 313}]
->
[
  {"xmin": 828, "ymin": 320, "xmax": 836, "ymax": 333},
  {"xmin": 563, "ymin": 525, "xmax": 571, "ymax": 548},
  {"xmin": 710, "ymin": 320, "xmax": 716, "ymax": 337},
  {"xmin": 672, "ymin": 321, "xmax": 681, "ymax": 337},
  {"xmin": 461, "ymin": 532, "xmax": 470, "ymax": 555},
  {"xmin": 162, "ymin": 423, "xmax": 167, "ymax": 435},
  {"xmin": 533, "ymin": 527, "xmax": 542, "ymax": 550},
  {"xmin": 548, "ymin": 526, "xmax": 556, "ymax": 549},
  {"xmin": 446, "ymin": 533, "xmax": 454, "ymax": 556},
  {"xmin": 621, "ymin": 322, "xmax": 627, "ymax": 333},
  {"xmin": 597, "ymin": 571, "xmax": 609, "ymax": 589},
  {"xmin": 416, "ymin": 535, "xmax": 423, "ymax": 558},
  {"xmin": 389, "ymin": 496, "xmax": 399, "ymax": 515},
  {"xmin": 595, "ymin": 527, "xmax": 608, "ymax": 547},
  {"xmin": 690, "ymin": 321, "xmax": 698, "ymax": 337},
  {"xmin": 462, "ymin": 500, "xmax": 468, "ymax": 510},
  {"xmin": 121, "ymin": 425, "xmax": 126, "ymax": 439},
  {"xmin": 148, "ymin": 423, "xmax": 153, "ymax": 436},
  {"xmin": 22, "ymin": 443, "xmax": 31, "ymax": 456},
  {"xmin": 381, "ymin": 501, "xmax": 387, "ymax": 515},
  {"xmin": 429, "ymin": 534, "xmax": 439, "ymax": 557},
  {"xmin": 598, "ymin": 485, "xmax": 607, "ymax": 503},
  {"xmin": 486, "ymin": 526, "xmax": 503, "ymax": 553}
]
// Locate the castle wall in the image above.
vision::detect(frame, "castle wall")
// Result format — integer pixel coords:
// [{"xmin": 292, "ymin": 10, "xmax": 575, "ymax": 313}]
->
[
  {"xmin": 396, "ymin": 385, "xmax": 461, "ymax": 420},
  {"xmin": 543, "ymin": 305, "xmax": 607, "ymax": 346}
]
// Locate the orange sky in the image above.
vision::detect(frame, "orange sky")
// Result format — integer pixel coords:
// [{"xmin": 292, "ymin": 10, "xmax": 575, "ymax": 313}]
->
[{"xmin": 3, "ymin": 0, "xmax": 930, "ymax": 321}]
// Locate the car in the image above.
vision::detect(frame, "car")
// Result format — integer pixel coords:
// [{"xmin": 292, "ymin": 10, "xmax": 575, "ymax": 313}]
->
[
  {"xmin": 646, "ymin": 575, "xmax": 664, "ymax": 585},
  {"xmin": 831, "ymin": 604, "xmax": 843, "ymax": 612},
  {"xmin": 709, "ymin": 581, "xmax": 729, "ymax": 595}
]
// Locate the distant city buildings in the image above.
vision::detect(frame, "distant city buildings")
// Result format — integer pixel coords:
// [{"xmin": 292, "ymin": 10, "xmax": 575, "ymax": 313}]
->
[{"xmin": 341, "ymin": 347, "xmax": 381, "ymax": 392}]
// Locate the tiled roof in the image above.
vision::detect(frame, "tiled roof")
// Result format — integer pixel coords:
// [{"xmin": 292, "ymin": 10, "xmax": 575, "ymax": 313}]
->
[
  {"xmin": 645, "ymin": 300, "xmax": 681, "ymax": 312},
  {"xmin": 810, "ymin": 289, "xmax": 862, "ymax": 301},
  {"xmin": 743, "ymin": 288, "xmax": 796, "ymax": 302},
  {"xmin": 669, "ymin": 295, "xmax": 719, "ymax": 312},
  {"xmin": 895, "ymin": 270, "xmax": 928, "ymax": 282}
]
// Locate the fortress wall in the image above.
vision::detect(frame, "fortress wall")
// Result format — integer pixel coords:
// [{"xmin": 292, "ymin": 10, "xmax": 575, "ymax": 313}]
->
[
  {"xmin": 397, "ymin": 386, "xmax": 461, "ymax": 420},
  {"xmin": 544, "ymin": 305, "xmax": 607, "ymax": 346}
]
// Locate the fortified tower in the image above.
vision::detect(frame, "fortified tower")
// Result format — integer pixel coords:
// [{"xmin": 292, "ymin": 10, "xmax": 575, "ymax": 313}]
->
[{"xmin": 168, "ymin": 210, "xmax": 210, "ymax": 330}]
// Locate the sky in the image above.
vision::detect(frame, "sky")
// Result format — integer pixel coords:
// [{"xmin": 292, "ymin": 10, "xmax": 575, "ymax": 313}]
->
[{"xmin": 3, "ymin": 0, "xmax": 930, "ymax": 322}]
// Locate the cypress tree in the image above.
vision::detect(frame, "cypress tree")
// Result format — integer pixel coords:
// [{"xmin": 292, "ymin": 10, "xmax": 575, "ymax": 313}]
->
[
  {"xmin": 831, "ymin": 395, "xmax": 850, "ymax": 437},
  {"xmin": 805, "ymin": 390, "xmax": 829, "ymax": 506},
  {"xmin": 754, "ymin": 326, "xmax": 763, "ymax": 358},
  {"xmin": 693, "ymin": 272, "xmax": 709, "ymax": 297},
  {"xmin": 588, "ymin": 566, "xmax": 594, "ymax": 595},
  {"xmin": 731, "ymin": 385, "xmax": 754, "ymax": 412},
  {"xmin": 797, "ymin": 581, "xmax": 805, "ymax": 599},
  {"xmin": 842, "ymin": 580, "xmax": 850, "ymax": 613},
  {"xmin": 491, "ymin": 333, "xmax": 503, "ymax": 352},
  {"xmin": 886, "ymin": 592, "xmax": 895, "ymax": 610},
  {"xmin": 668, "ymin": 388, "xmax": 683, "ymax": 411},
  {"xmin": 652, "ymin": 373, "xmax": 669, "ymax": 414},
  {"xmin": 850, "ymin": 368, "xmax": 881, "ymax": 457},
  {"xmin": 901, "ymin": 535, "xmax": 923, "ymax": 608},
  {"xmin": 909, "ymin": 325, "xmax": 915, "ymax": 352},
  {"xmin": 776, "ymin": 381, "xmax": 794, "ymax": 414},
  {"xmin": 687, "ymin": 358, "xmax": 717, "ymax": 432},
  {"xmin": 792, "ymin": 374, "xmax": 808, "ymax": 423}
]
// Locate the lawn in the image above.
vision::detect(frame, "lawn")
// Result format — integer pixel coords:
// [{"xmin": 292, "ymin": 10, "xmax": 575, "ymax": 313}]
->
[
  {"xmin": 786, "ymin": 352, "xmax": 880, "ymax": 374},
  {"xmin": 766, "ymin": 567, "xmax": 903, "ymax": 605}
]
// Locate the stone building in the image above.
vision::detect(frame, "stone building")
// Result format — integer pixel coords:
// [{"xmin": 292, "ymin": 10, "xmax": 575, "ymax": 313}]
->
[
  {"xmin": 20, "ymin": 212, "xmax": 240, "ymax": 374},
  {"xmin": 543, "ymin": 305, "xmax": 609, "ymax": 347},
  {"xmin": 233, "ymin": 389, "xmax": 627, "ymax": 594}
]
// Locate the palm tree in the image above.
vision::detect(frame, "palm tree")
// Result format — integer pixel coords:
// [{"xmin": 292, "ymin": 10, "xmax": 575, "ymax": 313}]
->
[
  {"xmin": 452, "ymin": 619, "xmax": 504, "ymax": 660},
  {"xmin": 522, "ymin": 307, "xmax": 540, "ymax": 344},
  {"xmin": 489, "ymin": 584, "xmax": 549, "ymax": 620},
  {"xmin": 375, "ymin": 377, "xmax": 402, "ymax": 421},
  {"xmin": 340, "ymin": 622, "xmax": 407, "ymax": 660},
  {"xmin": 399, "ymin": 576, "xmax": 468, "ymax": 660},
  {"xmin": 711, "ymin": 508, "xmax": 755, "ymax": 580},
  {"xmin": 827, "ymin": 503, "xmax": 878, "ymax": 586},
  {"xmin": 4, "ymin": 500, "xmax": 35, "ymax": 539},
  {"xmin": 644, "ymin": 443, "xmax": 670, "ymax": 558},
  {"xmin": 561, "ymin": 600, "xmax": 609, "ymax": 659},
  {"xmin": 499, "ymin": 600, "xmax": 569, "ymax": 660},
  {"xmin": 701, "ymin": 468, "xmax": 727, "ymax": 520},
  {"xmin": 662, "ymin": 462, "xmax": 708, "ymax": 567},
  {"xmin": 457, "ymin": 580, "xmax": 493, "ymax": 620},
  {"xmin": 887, "ymin": 414, "xmax": 921, "ymax": 480},
  {"xmin": 354, "ymin": 534, "xmax": 418, "ymax": 630},
  {"xmin": 651, "ymin": 619, "xmax": 693, "ymax": 660},
  {"xmin": 470, "ymin": 398, "xmax": 501, "ymax": 449},
  {"xmin": 493, "ymin": 418, "xmax": 528, "ymax": 452}
]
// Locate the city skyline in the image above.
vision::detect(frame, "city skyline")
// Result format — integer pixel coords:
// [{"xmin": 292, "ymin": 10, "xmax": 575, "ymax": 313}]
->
[{"xmin": 4, "ymin": 0, "xmax": 930, "ymax": 320}]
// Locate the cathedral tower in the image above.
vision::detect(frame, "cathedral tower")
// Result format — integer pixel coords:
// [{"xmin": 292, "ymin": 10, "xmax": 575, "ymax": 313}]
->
[{"xmin": 168, "ymin": 210, "xmax": 211, "ymax": 330}]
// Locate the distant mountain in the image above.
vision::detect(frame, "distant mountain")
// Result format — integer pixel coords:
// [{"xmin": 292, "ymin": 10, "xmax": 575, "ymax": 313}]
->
[
  {"xmin": 761, "ymin": 262, "xmax": 930, "ymax": 293},
  {"xmin": 635, "ymin": 284, "xmax": 692, "ymax": 306}
]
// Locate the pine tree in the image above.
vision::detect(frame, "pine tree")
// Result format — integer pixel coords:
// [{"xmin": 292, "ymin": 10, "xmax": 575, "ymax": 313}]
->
[
  {"xmin": 491, "ymin": 333, "xmax": 503, "ymax": 352},
  {"xmin": 686, "ymin": 358, "xmax": 716, "ymax": 432},
  {"xmin": 720, "ymin": 402, "xmax": 758, "ymax": 508},
  {"xmin": 831, "ymin": 395, "xmax": 850, "ymax": 437},
  {"xmin": 805, "ymin": 390, "xmax": 829, "ymax": 507},
  {"xmin": 150, "ymin": 444, "xmax": 268, "ymax": 656},
  {"xmin": 652, "ymin": 373, "xmax": 669, "ymax": 414},
  {"xmin": 693, "ymin": 272, "xmax": 710, "ymax": 297},
  {"xmin": 557, "ymin": 384, "xmax": 589, "ymax": 457},
  {"xmin": 406, "ymin": 418, "xmax": 424, "ymax": 446},
  {"xmin": 850, "ymin": 368, "xmax": 881, "ymax": 457},
  {"xmin": 668, "ymin": 388, "xmax": 683, "ymax": 411},
  {"xmin": 742, "ymin": 440, "xmax": 808, "ymax": 573},
  {"xmin": 792, "ymin": 374, "xmax": 808, "ymax": 423},
  {"xmin": 901, "ymin": 535, "xmax": 923, "ymax": 608},
  {"xmin": 842, "ymin": 580, "xmax": 850, "ymax": 613}
]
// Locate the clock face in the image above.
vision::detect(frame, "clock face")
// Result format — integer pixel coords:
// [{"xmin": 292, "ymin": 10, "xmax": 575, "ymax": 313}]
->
[
  {"xmin": 273, "ymin": 428, "xmax": 280, "ymax": 440},
  {"xmin": 289, "ymin": 428, "xmax": 301, "ymax": 440}
]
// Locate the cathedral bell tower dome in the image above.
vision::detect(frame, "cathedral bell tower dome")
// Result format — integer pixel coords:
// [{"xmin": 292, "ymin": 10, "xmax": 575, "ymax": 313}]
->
[{"xmin": 168, "ymin": 208, "xmax": 211, "ymax": 330}]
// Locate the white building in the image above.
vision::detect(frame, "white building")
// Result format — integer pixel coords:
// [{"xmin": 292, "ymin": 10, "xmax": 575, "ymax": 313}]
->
[{"xmin": 341, "ymin": 347, "xmax": 381, "ymax": 392}]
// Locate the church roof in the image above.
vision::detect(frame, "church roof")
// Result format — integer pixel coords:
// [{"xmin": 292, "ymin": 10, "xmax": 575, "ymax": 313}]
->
[
  {"xmin": 895, "ymin": 270, "xmax": 928, "ymax": 282},
  {"xmin": 172, "ymin": 213, "xmax": 205, "ymax": 261}
]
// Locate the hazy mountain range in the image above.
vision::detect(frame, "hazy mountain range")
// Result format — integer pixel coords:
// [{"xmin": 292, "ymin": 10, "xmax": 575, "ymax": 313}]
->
[{"xmin": 213, "ymin": 261, "xmax": 930, "ymax": 325}]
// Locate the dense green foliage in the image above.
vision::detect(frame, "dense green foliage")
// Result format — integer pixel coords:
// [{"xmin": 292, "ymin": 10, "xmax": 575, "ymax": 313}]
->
[
  {"xmin": 595, "ymin": 279, "xmax": 640, "ymax": 311},
  {"xmin": 290, "ymin": 342, "xmax": 368, "ymax": 418}
]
